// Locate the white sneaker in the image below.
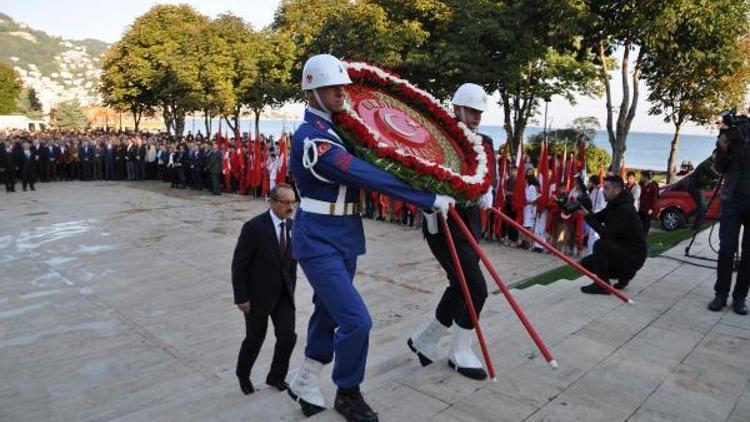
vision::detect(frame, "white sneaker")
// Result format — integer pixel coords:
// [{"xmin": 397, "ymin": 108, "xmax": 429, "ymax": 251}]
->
[
  {"xmin": 447, "ymin": 326, "xmax": 487, "ymax": 380},
  {"xmin": 407, "ymin": 317, "xmax": 447, "ymax": 366},
  {"xmin": 288, "ymin": 357, "xmax": 327, "ymax": 417}
]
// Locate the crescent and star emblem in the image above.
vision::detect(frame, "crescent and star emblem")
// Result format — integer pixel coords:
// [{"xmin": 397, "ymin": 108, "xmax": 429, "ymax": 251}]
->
[{"xmin": 383, "ymin": 112, "xmax": 420, "ymax": 138}]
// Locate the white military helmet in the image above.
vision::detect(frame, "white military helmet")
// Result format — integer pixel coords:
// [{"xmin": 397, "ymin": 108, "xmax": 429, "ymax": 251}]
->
[
  {"xmin": 452, "ymin": 83, "xmax": 488, "ymax": 112},
  {"xmin": 301, "ymin": 54, "xmax": 352, "ymax": 91}
]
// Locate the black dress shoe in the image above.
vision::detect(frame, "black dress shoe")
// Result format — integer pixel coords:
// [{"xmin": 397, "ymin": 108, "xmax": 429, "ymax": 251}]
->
[
  {"xmin": 334, "ymin": 387, "xmax": 379, "ymax": 422},
  {"xmin": 707, "ymin": 296, "xmax": 727, "ymax": 312},
  {"xmin": 580, "ymin": 282, "xmax": 610, "ymax": 295},
  {"xmin": 732, "ymin": 300, "xmax": 748, "ymax": 315},
  {"xmin": 266, "ymin": 378, "xmax": 289, "ymax": 391},
  {"xmin": 237, "ymin": 376, "xmax": 254, "ymax": 395},
  {"xmin": 614, "ymin": 273, "xmax": 635, "ymax": 290}
]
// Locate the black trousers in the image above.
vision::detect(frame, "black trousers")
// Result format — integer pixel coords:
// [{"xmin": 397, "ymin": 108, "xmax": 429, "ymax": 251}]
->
[
  {"xmin": 21, "ymin": 167, "xmax": 36, "ymax": 191},
  {"xmin": 3, "ymin": 168, "xmax": 15, "ymax": 191},
  {"xmin": 423, "ymin": 211, "xmax": 488, "ymax": 329},
  {"xmin": 581, "ymin": 239, "xmax": 645, "ymax": 283},
  {"xmin": 716, "ymin": 197, "xmax": 750, "ymax": 301},
  {"xmin": 236, "ymin": 293, "xmax": 296, "ymax": 382},
  {"xmin": 638, "ymin": 210, "xmax": 652, "ymax": 235},
  {"xmin": 210, "ymin": 172, "xmax": 223, "ymax": 194},
  {"xmin": 503, "ymin": 197, "xmax": 519, "ymax": 242}
]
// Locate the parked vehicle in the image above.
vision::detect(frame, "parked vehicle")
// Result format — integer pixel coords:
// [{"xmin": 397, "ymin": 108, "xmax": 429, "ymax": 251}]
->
[{"xmin": 654, "ymin": 175, "xmax": 721, "ymax": 231}]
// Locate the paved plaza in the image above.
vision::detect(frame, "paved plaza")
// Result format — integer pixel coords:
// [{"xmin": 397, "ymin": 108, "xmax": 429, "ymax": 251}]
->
[{"xmin": 1, "ymin": 181, "xmax": 750, "ymax": 421}]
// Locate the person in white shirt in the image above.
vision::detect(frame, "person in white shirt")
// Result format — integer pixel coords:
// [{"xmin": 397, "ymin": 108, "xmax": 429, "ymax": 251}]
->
[
  {"xmin": 585, "ymin": 175, "xmax": 607, "ymax": 254},
  {"xmin": 626, "ymin": 171, "xmax": 641, "ymax": 211},
  {"xmin": 523, "ymin": 172, "xmax": 540, "ymax": 249}
]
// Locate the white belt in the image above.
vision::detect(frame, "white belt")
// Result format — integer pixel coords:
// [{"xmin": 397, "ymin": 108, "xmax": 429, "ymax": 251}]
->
[{"xmin": 300, "ymin": 197, "xmax": 361, "ymax": 216}]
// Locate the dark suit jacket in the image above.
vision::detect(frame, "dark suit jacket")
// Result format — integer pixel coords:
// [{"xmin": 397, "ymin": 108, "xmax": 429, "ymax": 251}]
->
[
  {"xmin": 231, "ymin": 211, "xmax": 296, "ymax": 314},
  {"xmin": 207, "ymin": 151, "xmax": 223, "ymax": 174}
]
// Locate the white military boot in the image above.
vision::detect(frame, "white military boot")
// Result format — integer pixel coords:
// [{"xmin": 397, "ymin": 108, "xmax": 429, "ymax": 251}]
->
[
  {"xmin": 447, "ymin": 326, "xmax": 487, "ymax": 380},
  {"xmin": 407, "ymin": 317, "xmax": 447, "ymax": 366},
  {"xmin": 288, "ymin": 357, "xmax": 327, "ymax": 417}
]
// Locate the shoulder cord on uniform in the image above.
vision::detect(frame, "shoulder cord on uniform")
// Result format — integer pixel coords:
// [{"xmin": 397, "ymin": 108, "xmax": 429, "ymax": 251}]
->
[{"xmin": 302, "ymin": 137, "xmax": 346, "ymax": 184}]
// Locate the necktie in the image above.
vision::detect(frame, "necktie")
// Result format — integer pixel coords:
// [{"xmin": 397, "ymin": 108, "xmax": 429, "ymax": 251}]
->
[{"xmin": 279, "ymin": 221, "xmax": 286, "ymax": 257}]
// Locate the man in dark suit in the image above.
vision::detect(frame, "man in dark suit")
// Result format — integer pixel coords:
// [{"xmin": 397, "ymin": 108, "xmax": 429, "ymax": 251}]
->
[
  {"xmin": 79, "ymin": 141, "xmax": 92, "ymax": 181},
  {"xmin": 232, "ymin": 183, "xmax": 298, "ymax": 396},
  {"xmin": 206, "ymin": 142, "xmax": 223, "ymax": 195},
  {"xmin": 20, "ymin": 141, "xmax": 38, "ymax": 191}
]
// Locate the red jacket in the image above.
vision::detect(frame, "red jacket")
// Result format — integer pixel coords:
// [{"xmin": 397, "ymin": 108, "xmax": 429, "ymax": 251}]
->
[{"xmin": 639, "ymin": 181, "xmax": 658, "ymax": 214}]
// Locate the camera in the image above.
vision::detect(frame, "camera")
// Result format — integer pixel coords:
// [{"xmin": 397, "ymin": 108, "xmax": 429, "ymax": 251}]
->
[
  {"xmin": 717, "ymin": 110, "xmax": 749, "ymax": 149},
  {"xmin": 557, "ymin": 194, "xmax": 592, "ymax": 214}
]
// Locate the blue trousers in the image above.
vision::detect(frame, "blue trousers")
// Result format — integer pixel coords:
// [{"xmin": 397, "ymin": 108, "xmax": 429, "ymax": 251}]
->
[{"xmin": 300, "ymin": 253, "xmax": 371, "ymax": 389}]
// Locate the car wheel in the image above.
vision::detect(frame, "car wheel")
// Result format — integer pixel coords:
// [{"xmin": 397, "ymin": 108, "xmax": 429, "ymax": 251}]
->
[{"xmin": 661, "ymin": 208, "xmax": 685, "ymax": 231}]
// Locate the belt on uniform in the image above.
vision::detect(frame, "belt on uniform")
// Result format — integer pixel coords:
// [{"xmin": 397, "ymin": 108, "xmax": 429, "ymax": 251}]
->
[{"xmin": 300, "ymin": 197, "xmax": 361, "ymax": 216}]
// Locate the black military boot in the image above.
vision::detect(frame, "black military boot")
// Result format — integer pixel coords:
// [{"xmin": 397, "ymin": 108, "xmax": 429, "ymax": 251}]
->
[
  {"xmin": 334, "ymin": 386, "xmax": 378, "ymax": 422},
  {"xmin": 613, "ymin": 273, "xmax": 635, "ymax": 290},
  {"xmin": 732, "ymin": 299, "xmax": 748, "ymax": 315},
  {"xmin": 580, "ymin": 282, "xmax": 610, "ymax": 295},
  {"xmin": 707, "ymin": 295, "xmax": 727, "ymax": 312}
]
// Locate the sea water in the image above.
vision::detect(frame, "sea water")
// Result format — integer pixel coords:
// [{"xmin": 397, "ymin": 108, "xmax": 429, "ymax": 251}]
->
[{"xmin": 185, "ymin": 117, "xmax": 716, "ymax": 172}]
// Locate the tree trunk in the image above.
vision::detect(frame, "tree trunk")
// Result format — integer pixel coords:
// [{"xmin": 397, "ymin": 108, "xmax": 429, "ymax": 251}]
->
[
  {"xmin": 203, "ymin": 109, "xmax": 212, "ymax": 137},
  {"xmin": 131, "ymin": 108, "xmax": 141, "ymax": 133},
  {"xmin": 501, "ymin": 92, "xmax": 515, "ymax": 155},
  {"xmin": 234, "ymin": 111, "xmax": 240, "ymax": 140},
  {"xmin": 598, "ymin": 40, "xmax": 616, "ymax": 170},
  {"xmin": 666, "ymin": 119, "xmax": 683, "ymax": 183},
  {"xmin": 162, "ymin": 103, "xmax": 174, "ymax": 135},
  {"xmin": 254, "ymin": 108, "xmax": 261, "ymax": 140},
  {"xmin": 174, "ymin": 111, "xmax": 185, "ymax": 137}
]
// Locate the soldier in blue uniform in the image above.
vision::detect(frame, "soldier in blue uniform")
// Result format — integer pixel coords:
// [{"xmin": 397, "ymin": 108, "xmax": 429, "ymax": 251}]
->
[
  {"xmin": 286, "ymin": 54, "xmax": 455, "ymax": 422},
  {"xmin": 408, "ymin": 83, "xmax": 497, "ymax": 381}
]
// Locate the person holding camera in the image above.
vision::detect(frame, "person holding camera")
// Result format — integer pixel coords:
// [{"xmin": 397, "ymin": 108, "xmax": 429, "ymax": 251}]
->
[
  {"xmin": 708, "ymin": 126, "xmax": 749, "ymax": 315},
  {"xmin": 573, "ymin": 175, "xmax": 647, "ymax": 294}
]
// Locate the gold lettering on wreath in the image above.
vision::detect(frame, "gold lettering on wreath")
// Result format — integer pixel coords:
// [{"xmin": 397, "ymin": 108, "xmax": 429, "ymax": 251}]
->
[{"xmin": 371, "ymin": 91, "xmax": 461, "ymax": 172}]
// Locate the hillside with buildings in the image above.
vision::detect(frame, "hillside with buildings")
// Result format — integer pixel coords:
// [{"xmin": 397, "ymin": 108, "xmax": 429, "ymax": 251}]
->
[{"xmin": 0, "ymin": 12, "xmax": 108, "ymax": 113}]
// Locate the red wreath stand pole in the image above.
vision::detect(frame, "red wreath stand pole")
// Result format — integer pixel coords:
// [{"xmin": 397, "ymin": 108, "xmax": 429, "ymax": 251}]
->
[
  {"xmin": 447, "ymin": 207, "xmax": 558, "ymax": 369},
  {"xmin": 488, "ymin": 207, "xmax": 634, "ymax": 305},
  {"xmin": 438, "ymin": 212, "xmax": 497, "ymax": 381}
]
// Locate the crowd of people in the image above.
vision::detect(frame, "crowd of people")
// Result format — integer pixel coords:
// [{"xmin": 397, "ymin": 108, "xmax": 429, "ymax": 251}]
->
[
  {"xmin": 0, "ymin": 128, "xmax": 293, "ymax": 197},
  {"xmin": 0, "ymin": 127, "xmax": 664, "ymax": 259}
]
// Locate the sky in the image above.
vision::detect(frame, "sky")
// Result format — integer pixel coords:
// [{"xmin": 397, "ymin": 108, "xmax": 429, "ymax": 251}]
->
[{"xmin": 1, "ymin": 0, "xmax": 719, "ymax": 135}]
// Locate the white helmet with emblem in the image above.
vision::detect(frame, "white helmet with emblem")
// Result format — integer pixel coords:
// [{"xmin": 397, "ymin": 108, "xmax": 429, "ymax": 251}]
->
[
  {"xmin": 452, "ymin": 83, "xmax": 488, "ymax": 112},
  {"xmin": 301, "ymin": 54, "xmax": 352, "ymax": 91}
]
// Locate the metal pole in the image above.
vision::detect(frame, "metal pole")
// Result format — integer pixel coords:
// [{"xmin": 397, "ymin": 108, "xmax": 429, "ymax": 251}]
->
[
  {"xmin": 489, "ymin": 207, "xmax": 634, "ymax": 304},
  {"xmin": 439, "ymin": 212, "xmax": 497, "ymax": 381},
  {"xmin": 448, "ymin": 207, "xmax": 558, "ymax": 369}
]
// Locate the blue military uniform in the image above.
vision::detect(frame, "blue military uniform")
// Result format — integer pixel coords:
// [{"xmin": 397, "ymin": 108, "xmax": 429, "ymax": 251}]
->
[{"xmin": 291, "ymin": 107, "xmax": 436, "ymax": 388}]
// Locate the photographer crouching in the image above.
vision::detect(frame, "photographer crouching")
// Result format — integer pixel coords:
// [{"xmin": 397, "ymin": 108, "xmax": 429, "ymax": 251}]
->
[
  {"xmin": 708, "ymin": 123, "xmax": 749, "ymax": 315},
  {"xmin": 567, "ymin": 175, "xmax": 647, "ymax": 295}
]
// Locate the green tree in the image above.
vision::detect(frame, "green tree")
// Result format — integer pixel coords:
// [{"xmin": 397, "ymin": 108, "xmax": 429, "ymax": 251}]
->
[
  {"xmin": 372, "ymin": 0, "xmax": 601, "ymax": 159},
  {"xmin": 100, "ymin": 40, "xmax": 157, "ymax": 132},
  {"xmin": 642, "ymin": 0, "xmax": 750, "ymax": 182},
  {"xmin": 211, "ymin": 13, "xmax": 260, "ymax": 136},
  {"xmin": 50, "ymin": 99, "xmax": 88, "ymax": 130},
  {"xmin": 192, "ymin": 19, "xmax": 235, "ymax": 136},
  {"xmin": 0, "ymin": 61, "xmax": 21, "ymax": 113},
  {"xmin": 582, "ymin": 0, "xmax": 675, "ymax": 172},
  {"xmin": 16, "ymin": 87, "xmax": 44, "ymax": 118},
  {"xmin": 245, "ymin": 29, "xmax": 297, "ymax": 138},
  {"xmin": 273, "ymin": 0, "xmax": 427, "ymax": 102},
  {"xmin": 102, "ymin": 5, "xmax": 207, "ymax": 135}
]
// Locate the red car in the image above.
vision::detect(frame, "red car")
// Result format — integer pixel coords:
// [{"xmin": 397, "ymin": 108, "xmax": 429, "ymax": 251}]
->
[{"xmin": 654, "ymin": 177, "xmax": 721, "ymax": 231}]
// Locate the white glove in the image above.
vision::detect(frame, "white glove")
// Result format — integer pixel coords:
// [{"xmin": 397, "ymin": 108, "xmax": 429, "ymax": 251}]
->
[
  {"xmin": 432, "ymin": 194, "xmax": 456, "ymax": 218},
  {"xmin": 479, "ymin": 190, "xmax": 493, "ymax": 211},
  {"xmin": 422, "ymin": 210, "xmax": 439, "ymax": 234}
]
